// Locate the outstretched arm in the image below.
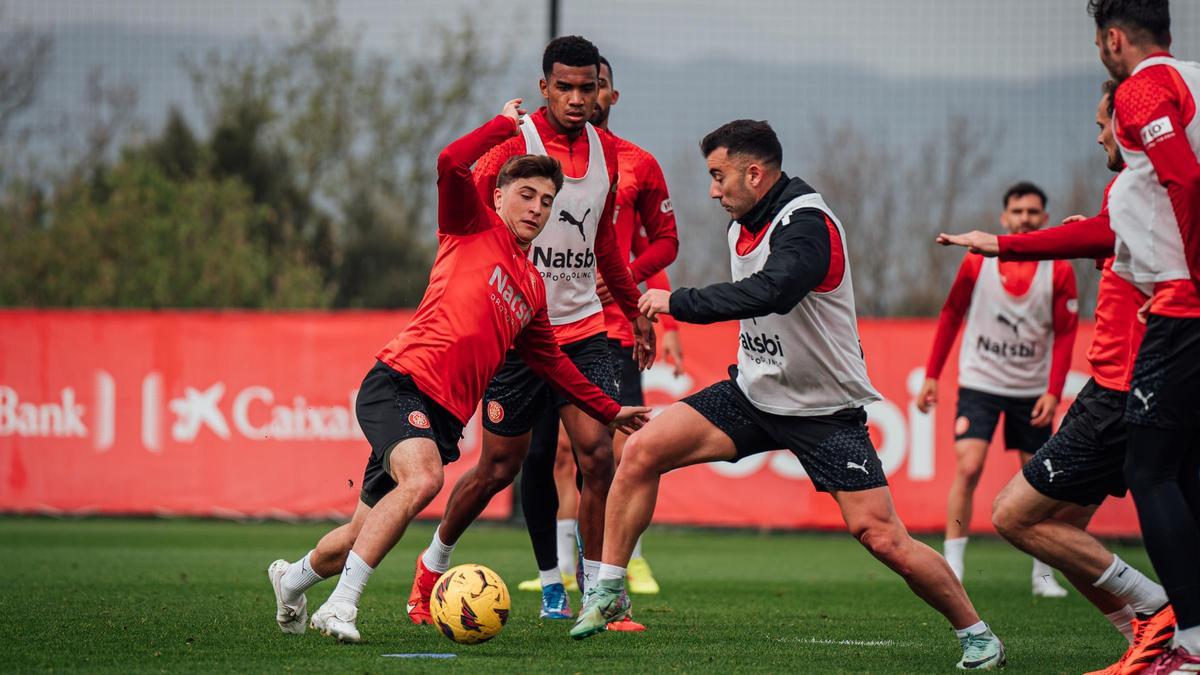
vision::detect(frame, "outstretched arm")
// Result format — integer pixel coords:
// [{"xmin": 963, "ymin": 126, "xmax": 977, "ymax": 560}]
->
[
  {"xmin": 515, "ymin": 304, "xmax": 621, "ymax": 425},
  {"xmin": 437, "ymin": 100, "xmax": 523, "ymax": 235},
  {"xmin": 663, "ymin": 208, "xmax": 831, "ymax": 324}
]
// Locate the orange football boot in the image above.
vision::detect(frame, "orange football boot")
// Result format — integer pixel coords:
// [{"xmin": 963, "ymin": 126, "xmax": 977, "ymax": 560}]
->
[
  {"xmin": 1086, "ymin": 605, "xmax": 1176, "ymax": 675},
  {"xmin": 406, "ymin": 555, "xmax": 441, "ymax": 626}
]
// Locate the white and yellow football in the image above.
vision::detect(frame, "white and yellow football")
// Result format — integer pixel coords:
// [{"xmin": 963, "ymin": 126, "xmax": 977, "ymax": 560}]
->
[{"xmin": 429, "ymin": 564, "xmax": 510, "ymax": 644}]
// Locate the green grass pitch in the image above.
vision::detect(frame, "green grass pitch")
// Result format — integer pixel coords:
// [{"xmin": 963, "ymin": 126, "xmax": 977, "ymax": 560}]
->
[{"xmin": 1, "ymin": 516, "xmax": 1147, "ymax": 673}]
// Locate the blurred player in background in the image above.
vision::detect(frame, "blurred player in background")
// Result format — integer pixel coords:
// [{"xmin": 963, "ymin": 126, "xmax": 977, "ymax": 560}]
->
[
  {"xmin": 572, "ymin": 119, "xmax": 1006, "ymax": 670},
  {"xmin": 916, "ymin": 182, "xmax": 1078, "ymax": 596},
  {"xmin": 265, "ymin": 99, "xmax": 648, "ymax": 644},
  {"xmin": 407, "ymin": 36, "xmax": 663, "ymax": 626},
  {"xmin": 514, "ymin": 55, "xmax": 681, "ymax": 621},
  {"xmin": 1089, "ymin": 0, "xmax": 1200, "ymax": 670},
  {"xmin": 939, "ymin": 80, "xmax": 1173, "ymax": 675}
]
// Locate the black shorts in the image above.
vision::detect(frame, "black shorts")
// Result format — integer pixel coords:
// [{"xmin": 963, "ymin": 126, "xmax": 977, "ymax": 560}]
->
[
  {"xmin": 1023, "ymin": 379, "xmax": 1128, "ymax": 506},
  {"xmin": 1126, "ymin": 315, "xmax": 1200, "ymax": 430},
  {"xmin": 682, "ymin": 377, "xmax": 887, "ymax": 493},
  {"xmin": 483, "ymin": 333, "xmax": 621, "ymax": 437},
  {"xmin": 608, "ymin": 339, "xmax": 644, "ymax": 406},
  {"xmin": 356, "ymin": 361, "xmax": 464, "ymax": 507},
  {"xmin": 954, "ymin": 387, "xmax": 1051, "ymax": 454}
]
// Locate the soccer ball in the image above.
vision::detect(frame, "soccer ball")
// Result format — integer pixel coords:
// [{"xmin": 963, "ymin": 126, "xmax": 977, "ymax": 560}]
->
[{"xmin": 429, "ymin": 564, "xmax": 510, "ymax": 644}]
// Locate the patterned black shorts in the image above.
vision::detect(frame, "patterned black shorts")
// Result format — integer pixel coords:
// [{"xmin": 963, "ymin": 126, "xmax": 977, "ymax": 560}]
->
[
  {"xmin": 1023, "ymin": 378, "xmax": 1128, "ymax": 506},
  {"xmin": 1126, "ymin": 315, "xmax": 1200, "ymax": 430},
  {"xmin": 682, "ymin": 377, "xmax": 887, "ymax": 493},
  {"xmin": 482, "ymin": 333, "xmax": 621, "ymax": 436}
]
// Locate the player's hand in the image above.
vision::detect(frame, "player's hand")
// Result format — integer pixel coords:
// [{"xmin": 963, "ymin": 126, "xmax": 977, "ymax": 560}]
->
[
  {"xmin": 1061, "ymin": 214, "xmax": 1086, "ymax": 225},
  {"xmin": 500, "ymin": 98, "xmax": 526, "ymax": 125},
  {"xmin": 595, "ymin": 273, "xmax": 613, "ymax": 305},
  {"xmin": 1138, "ymin": 298, "xmax": 1152, "ymax": 324},
  {"xmin": 609, "ymin": 405, "xmax": 652, "ymax": 435},
  {"xmin": 1030, "ymin": 393, "xmax": 1058, "ymax": 427},
  {"xmin": 916, "ymin": 377, "xmax": 938, "ymax": 414},
  {"xmin": 936, "ymin": 231, "xmax": 1000, "ymax": 257},
  {"xmin": 661, "ymin": 329, "xmax": 685, "ymax": 377},
  {"xmin": 638, "ymin": 289, "xmax": 671, "ymax": 321},
  {"xmin": 631, "ymin": 315, "xmax": 657, "ymax": 370}
]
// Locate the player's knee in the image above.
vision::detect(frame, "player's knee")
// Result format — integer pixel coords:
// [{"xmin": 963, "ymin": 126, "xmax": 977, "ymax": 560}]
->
[
  {"xmin": 574, "ymin": 441, "xmax": 614, "ymax": 476},
  {"xmin": 990, "ymin": 495, "xmax": 1027, "ymax": 543},
  {"xmin": 855, "ymin": 522, "xmax": 906, "ymax": 567},
  {"xmin": 484, "ymin": 459, "xmax": 521, "ymax": 491},
  {"xmin": 617, "ymin": 431, "xmax": 661, "ymax": 477},
  {"xmin": 401, "ymin": 468, "xmax": 444, "ymax": 506},
  {"xmin": 955, "ymin": 459, "xmax": 985, "ymax": 486}
]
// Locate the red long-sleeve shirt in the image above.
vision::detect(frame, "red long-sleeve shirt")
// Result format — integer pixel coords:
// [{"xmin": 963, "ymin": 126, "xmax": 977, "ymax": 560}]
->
[
  {"xmin": 1113, "ymin": 55, "xmax": 1200, "ymax": 317},
  {"xmin": 473, "ymin": 108, "xmax": 643, "ymax": 345},
  {"xmin": 997, "ymin": 178, "xmax": 1148, "ymax": 391},
  {"xmin": 600, "ymin": 132, "xmax": 680, "ymax": 346},
  {"xmin": 925, "ymin": 253, "xmax": 1078, "ymax": 398},
  {"xmin": 376, "ymin": 115, "xmax": 620, "ymax": 425}
]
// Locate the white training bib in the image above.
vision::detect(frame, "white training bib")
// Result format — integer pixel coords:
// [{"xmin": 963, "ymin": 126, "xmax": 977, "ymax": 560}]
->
[
  {"xmin": 519, "ymin": 117, "xmax": 611, "ymax": 325},
  {"xmin": 730, "ymin": 193, "xmax": 881, "ymax": 416},
  {"xmin": 957, "ymin": 257, "xmax": 1054, "ymax": 397},
  {"xmin": 1109, "ymin": 55, "xmax": 1200, "ymax": 292}
]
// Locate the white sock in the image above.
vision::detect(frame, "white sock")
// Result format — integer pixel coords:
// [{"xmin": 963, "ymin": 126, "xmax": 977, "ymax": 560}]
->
[
  {"xmin": 1104, "ymin": 605, "xmax": 1137, "ymax": 644},
  {"xmin": 326, "ymin": 550, "xmax": 373, "ymax": 607},
  {"xmin": 631, "ymin": 535, "xmax": 644, "ymax": 561},
  {"xmin": 1175, "ymin": 625, "xmax": 1200, "ymax": 654},
  {"xmin": 954, "ymin": 620, "xmax": 988, "ymax": 639},
  {"xmin": 280, "ymin": 550, "xmax": 325, "ymax": 603},
  {"xmin": 556, "ymin": 519, "xmax": 577, "ymax": 575},
  {"xmin": 598, "ymin": 563, "xmax": 626, "ymax": 582},
  {"xmin": 944, "ymin": 537, "xmax": 968, "ymax": 581},
  {"xmin": 1031, "ymin": 558, "xmax": 1056, "ymax": 583},
  {"xmin": 1093, "ymin": 555, "xmax": 1169, "ymax": 616},
  {"xmin": 421, "ymin": 528, "xmax": 455, "ymax": 574},
  {"xmin": 582, "ymin": 558, "xmax": 600, "ymax": 593},
  {"xmin": 539, "ymin": 567, "xmax": 560, "ymax": 588}
]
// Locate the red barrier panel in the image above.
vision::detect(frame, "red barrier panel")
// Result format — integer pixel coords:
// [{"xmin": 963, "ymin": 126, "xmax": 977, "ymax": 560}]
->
[
  {"xmin": 0, "ymin": 310, "xmax": 1140, "ymax": 536},
  {"xmin": 0, "ymin": 310, "xmax": 508, "ymax": 521},
  {"xmin": 648, "ymin": 320, "xmax": 1140, "ymax": 537}
]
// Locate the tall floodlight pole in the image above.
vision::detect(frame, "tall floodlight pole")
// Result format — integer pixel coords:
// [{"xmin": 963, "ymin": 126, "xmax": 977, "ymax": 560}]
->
[{"xmin": 549, "ymin": 0, "xmax": 560, "ymax": 40}]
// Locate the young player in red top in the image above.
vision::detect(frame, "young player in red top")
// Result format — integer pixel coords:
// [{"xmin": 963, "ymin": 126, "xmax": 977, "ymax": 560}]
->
[
  {"xmin": 916, "ymin": 182, "xmax": 1078, "ymax": 596},
  {"xmin": 407, "ymin": 37, "xmax": 662, "ymax": 626},
  {"xmin": 513, "ymin": 55, "xmax": 680, "ymax": 618},
  {"xmin": 263, "ymin": 99, "xmax": 649, "ymax": 644},
  {"xmin": 1088, "ymin": 1, "xmax": 1200, "ymax": 670},
  {"xmin": 939, "ymin": 80, "xmax": 1173, "ymax": 675}
]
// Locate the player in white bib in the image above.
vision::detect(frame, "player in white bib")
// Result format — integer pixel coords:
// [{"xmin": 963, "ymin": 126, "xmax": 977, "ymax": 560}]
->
[
  {"xmin": 916, "ymin": 182, "xmax": 1078, "ymax": 596},
  {"xmin": 1090, "ymin": 0, "xmax": 1200, "ymax": 668},
  {"xmin": 569, "ymin": 119, "xmax": 1006, "ymax": 670}
]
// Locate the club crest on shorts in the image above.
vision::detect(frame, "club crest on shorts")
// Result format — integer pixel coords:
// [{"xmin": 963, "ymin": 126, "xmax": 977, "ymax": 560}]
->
[
  {"xmin": 487, "ymin": 400, "xmax": 505, "ymax": 424},
  {"xmin": 408, "ymin": 410, "xmax": 431, "ymax": 429}
]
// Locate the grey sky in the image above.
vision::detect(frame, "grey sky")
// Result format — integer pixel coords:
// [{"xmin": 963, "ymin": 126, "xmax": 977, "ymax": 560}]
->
[{"xmin": 7, "ymin": 0, "xmax": 1198, "ymax": 81}]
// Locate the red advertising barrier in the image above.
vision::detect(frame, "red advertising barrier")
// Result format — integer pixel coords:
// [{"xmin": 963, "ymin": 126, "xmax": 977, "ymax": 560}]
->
[{"xmin": 0, "ymin": 310, "xmax": 1140, "ymax": 536}]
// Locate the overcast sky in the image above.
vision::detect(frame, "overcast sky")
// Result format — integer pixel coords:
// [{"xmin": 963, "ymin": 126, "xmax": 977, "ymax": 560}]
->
[{"xmin": 7, "ymin": 0, "xmax": 1199, "ymax": 81}]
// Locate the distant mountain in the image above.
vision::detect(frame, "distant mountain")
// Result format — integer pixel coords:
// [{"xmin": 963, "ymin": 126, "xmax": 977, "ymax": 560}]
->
[{"xmin": 15, "ymin": 23, "xmax": 1109, "ymax": 206}]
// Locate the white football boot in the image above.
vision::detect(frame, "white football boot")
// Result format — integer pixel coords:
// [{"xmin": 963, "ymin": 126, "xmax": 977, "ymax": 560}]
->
[
  {"xmin": 310, "ymin": 601, "xmax": 361, "ymax": 643},
  {"xmin": 267, "ymin": 559, "xmax": 307, "ymax": 634}
]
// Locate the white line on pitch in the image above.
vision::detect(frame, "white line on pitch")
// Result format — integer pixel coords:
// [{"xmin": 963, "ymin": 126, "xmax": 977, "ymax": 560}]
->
[{"xmin": 776, "ymin": 637, "xmax": 919, "ymax": 648}]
